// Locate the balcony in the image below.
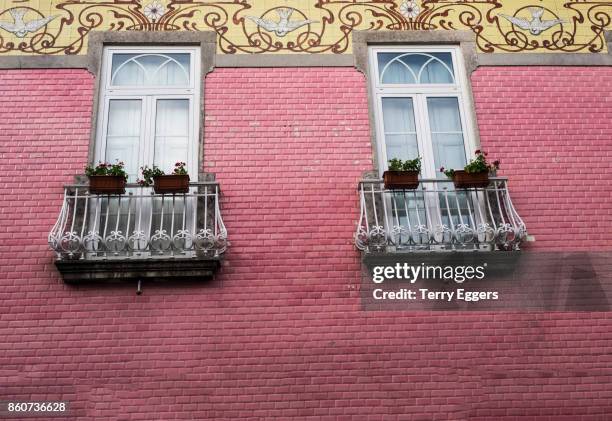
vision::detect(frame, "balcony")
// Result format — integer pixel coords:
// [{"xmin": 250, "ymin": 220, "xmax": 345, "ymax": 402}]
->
[
  {"xmin": 355, "ymin": 177, "xmax": 527, "ymax": 253},
  {"xmin": 48, "ymin": 182, "xmax": 227, "ymax": 283}
]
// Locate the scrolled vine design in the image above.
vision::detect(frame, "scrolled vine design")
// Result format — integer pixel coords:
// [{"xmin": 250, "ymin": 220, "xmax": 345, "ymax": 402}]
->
[
  {"xmin": 355, "ymin": 226, "xmax": 369, "ymax": 251},
  {"xmin": 411, "ymin": 224, "xmax": 431, "ymax": 246},
  {"xmin": 454, "ymin": 223, "xmax": 475, "ymax": 245},
  {"xmin": 0, "ymin": 7, "xmax": 61, "ymax": 54},
  {"xmin": 83, "ymin": 231, "xmax": 104, "ymax": 253},
  {"xmin": 432, "ymin": 224, "xmax": 452, "ymax": 245},
  {"xmin": 165, "ymin": 0, "xmax": 249, "ymax": 54},
  {"xmin": 0, "ymin": 1, "xmax": 609, "ymax": 56},
  {"xmin": 128, "ymin": 230, "xmax": 148, "ymax": 252},
  {"xmin": 105, "ymin": 230, "xmax": 127, "ymax": 254},
  {"xmin": 476, "ymin": 223, "xmax": 495, "ymax": 244},
  {"xmin": 562, "ymin": 1, "xmax": 611, "ymax": 53},
  {"xmin": 391, "ymin": 225, "xmax": 410, "ymax": 248},
  {"xmin": 60, "ymin": 231, "xmax": 81, "ymax": 254},
  {"xmin": 172, "ymin": 229, "xmax": 192, "ymax": 252},
  {"xmin": 215, "ymin": 230, "xmax": 228, "ymax": 254},
  {"xmin": 193, "ymin": 228, "xmax": 227, "ymax": 256},
  {"xmin": 319, "ymin": 1, "xmax": 409, "ymax": 53},
  {"xmin": 367, "ymin": 225, "xmax": 387, "ymax": 252},
  {"xmin": 150, "ymin": 229, "xmax": 172, "ymax": 253}
]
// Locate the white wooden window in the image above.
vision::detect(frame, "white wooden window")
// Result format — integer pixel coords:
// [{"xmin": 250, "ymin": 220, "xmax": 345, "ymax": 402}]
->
[
  {"xmin": 369, "ymin": 46, "xmax": 477, "ymax": 178},
  {"xmin": 96, "ymin": 47, "xmax": 200, "ymax": 182}
]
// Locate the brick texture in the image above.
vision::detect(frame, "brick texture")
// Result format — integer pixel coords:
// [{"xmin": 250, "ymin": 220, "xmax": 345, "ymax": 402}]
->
[
  {"xmin": 472, "ymin": 66, "xmax": 612, "ymax": 250},
  {"xmin": 0, "ymin": 67, "xmax": 610, "ymax": 420}
]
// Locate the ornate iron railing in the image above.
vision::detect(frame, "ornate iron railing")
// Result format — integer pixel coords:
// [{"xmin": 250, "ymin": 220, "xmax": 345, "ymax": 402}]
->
[
  {"xmin": 49, "ymin": 182, "xmax": 227, "ymax": 260},
  {"xmin": 355, "ymin": 177, "xmax": 527, "ymax": 252}
]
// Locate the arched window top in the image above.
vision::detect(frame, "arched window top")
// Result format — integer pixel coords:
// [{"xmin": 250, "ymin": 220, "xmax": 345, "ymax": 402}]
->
[
  {"xmin": 110, "ymin": 53, "xmax": 191, "ymax": 87},
  {"xmin": 377, "ymin": 52, "xmax": 455, "ymax": 85}
]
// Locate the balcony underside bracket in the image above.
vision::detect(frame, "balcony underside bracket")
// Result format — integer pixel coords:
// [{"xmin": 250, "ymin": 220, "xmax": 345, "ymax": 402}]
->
[{"xmin": 55, "ymin": 257, "xmax": 221, "ymax": 284}]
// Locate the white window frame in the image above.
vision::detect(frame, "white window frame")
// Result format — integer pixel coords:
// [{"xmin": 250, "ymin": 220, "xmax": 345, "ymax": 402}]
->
[
  {"xmin": 95, "ymin": 46, "xmax": 201, "ymax": 181},
  {"xmin": 369, "ymin": 45, "xmax": 478, "ymax": 179}
]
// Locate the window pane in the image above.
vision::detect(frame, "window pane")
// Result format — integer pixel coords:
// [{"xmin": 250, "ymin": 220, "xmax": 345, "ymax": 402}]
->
[
  {"xmin": 378, "ymin": 52, "xmax": 454, "ymax": 84},
  {"xmin": 382, "ymin": 98, "xmax": 419, "ymax": 164},
  {"xmin": 111, "ymin": 53, "xmax": 190, "ymax": 86},
  {"xmin": 105, "ymin": 99, "xmax": 141, "ymax": 181},
  {"xmin": 427, "ymin": 97, "xmax": 466, "ymax": 176},
  {"xmin": 154, "ymin": 99, "xmax": 189, "ymax": 172}
]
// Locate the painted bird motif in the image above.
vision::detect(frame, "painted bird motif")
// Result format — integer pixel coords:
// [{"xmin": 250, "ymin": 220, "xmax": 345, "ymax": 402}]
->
[
  {"xmin": 499, "ymin": 7, "xmax": 564, "ymax": 35},
  {"xmin": 0, "ymin": 8, "xmax": 57, "ymax": 38},
  {"xmin": 246, "ymin": 8, "xmax": 316, "ymax": 37}
]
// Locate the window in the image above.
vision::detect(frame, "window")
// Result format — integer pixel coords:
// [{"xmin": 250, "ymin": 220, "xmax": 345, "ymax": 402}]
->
[
  {"xmin": 95, "ymin": 47, "xmax": 200, "ymax": 181},
  {"xmin": 90, "ymin": 47, "xmax": 202, "ymax": 258},
  {"xmin": 369, "ymin": 46, "xmax": 477, "ymax": 178}
]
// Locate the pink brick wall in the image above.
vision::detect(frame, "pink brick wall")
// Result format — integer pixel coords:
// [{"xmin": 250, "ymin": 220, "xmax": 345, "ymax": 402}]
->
[
  {"xmin": 0, "ymin": 66, "xmax": 611, "ymax": 420},
  {"xmin": 472, "ymin": 66, "xmax": 612, "ymax": 250}
]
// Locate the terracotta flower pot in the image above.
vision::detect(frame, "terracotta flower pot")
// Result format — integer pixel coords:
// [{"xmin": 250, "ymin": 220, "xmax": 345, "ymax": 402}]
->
[
  {"xmin": 153, "ymin": 175, "xmax": 190, "ymax": 194},
  {"xmin": 88, "ymin": 175, "xmax": 126, "ymax": 195},
  {"xmin": 452, "ymin": 170, "xmax": 490, "ymax": 189},
  {"xmin": 383, "ymin": 171, "xmax": 420, "ymax": 190}
]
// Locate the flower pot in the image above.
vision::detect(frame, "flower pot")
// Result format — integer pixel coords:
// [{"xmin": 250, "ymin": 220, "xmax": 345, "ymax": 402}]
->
[
  {"xmin": 452, "ymin": 170, "xmax": 490, "ymax": 189},
  {"xmin": 88, "ymin": 175, "xmax": 126, "ymax": 195},
  {"xmin": 153, "ymin": 175, "xmax": 190, "ymax": 194},
  {"xmin": 383, "ymin": 171, "xmax": 420, "ymax": 190}
]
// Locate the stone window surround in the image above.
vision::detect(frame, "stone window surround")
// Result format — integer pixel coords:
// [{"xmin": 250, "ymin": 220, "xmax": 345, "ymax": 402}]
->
[{"xmin": 86, "ymin": 32, "xmax": 216, "ymax": 179}]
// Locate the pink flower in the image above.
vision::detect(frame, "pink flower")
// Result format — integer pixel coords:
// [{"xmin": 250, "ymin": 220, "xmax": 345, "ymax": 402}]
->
[{"xmin": 474, "ymin": 149, "xmax": 481, "ymax": 155}]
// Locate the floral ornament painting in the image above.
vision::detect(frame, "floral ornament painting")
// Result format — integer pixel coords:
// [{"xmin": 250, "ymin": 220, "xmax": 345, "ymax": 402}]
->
[
  {"xmin": 400, "ymin": 1, "xmax": 420, "ymax": 19},
  {"xmin": 143, "ymin": 1, "xmax": 165, "ymax": 21}
]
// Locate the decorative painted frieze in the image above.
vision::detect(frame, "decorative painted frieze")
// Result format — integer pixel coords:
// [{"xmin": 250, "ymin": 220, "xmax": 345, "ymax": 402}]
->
[{"xmin": 0, "ymin": 0, "xmax": 609, "ymax": 55}]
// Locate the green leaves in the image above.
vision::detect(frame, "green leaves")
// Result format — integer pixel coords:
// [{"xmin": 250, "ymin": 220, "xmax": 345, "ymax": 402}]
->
[
  {"xmin": 85, "ymin": 160, "xmax": 128, "ymax": 180},
  {"xmin": 139, "ymin": 162, "xmax": 188, "ymax": 186},
  {"xmin": 388, "ymin": 157, "xmax": 422, "ymax": 172},
  {"xmin": 139, "ymin": 165, "xmax": 165, "ymax": 186},
  {"xmin": 464, "ymin": 150, "xmax": 500, "ymax": 174},
  {"xmin": 441, "ymin": 150, "xmax": 500, "ymax": 178}
]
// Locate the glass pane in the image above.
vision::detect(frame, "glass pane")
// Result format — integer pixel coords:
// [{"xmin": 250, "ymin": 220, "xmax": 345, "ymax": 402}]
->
[
  {"xmin": 382, "ymin": 98, "xmax": 419, "ymax": 164},
  {"xmin": 427, "ymin": 97, "xmax": 466, "ymax": 177},
  {"xmin": 154, "ymin": 99, "xmax": 189, "ymax": 172},
  {"xmin": 105, "ymin": 99, "xmax": 141, "ymax": 181},
  {"xmin": 438, "ymin": 191, "xmax": 477, "ymax": 244},
  {"xmin": 378, "ymin": 52, "xmax": 454, "ymax": 84},
  {"xmin": 111, "ymin": 53, "xmax": 190, "ymax": 86},
  {"xmin": 151, "ymin": 100, "xmax": 190, "ymax": 253},
  {"xmin": 420, "ymin": 56, "xmax": 454, "ymax": 84},
  {"xmin": 390, "ymin": 190, "xmax": 428, "ymax": 247}
]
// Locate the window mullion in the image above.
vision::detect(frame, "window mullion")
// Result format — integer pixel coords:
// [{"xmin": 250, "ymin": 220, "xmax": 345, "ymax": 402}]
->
[
  {"xmin": 456, "ymin": 91, "xmax": 475, "ymax": 159},
  {"xmin": 415, "ymin": 95, "xmax": 435, "ymax": 180},
  {"xmin": 188, "ymin": 97, "xmax": 197, "ymax": 180},
  {"xmin": 375, "ymin": 94, "xmax": 389, "ymax": 173},
  {"xmin": 142, "ymin": 96, "xmax": 155, "ymax": 170}
]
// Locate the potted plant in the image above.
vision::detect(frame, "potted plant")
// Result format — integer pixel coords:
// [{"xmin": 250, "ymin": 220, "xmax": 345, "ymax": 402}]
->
[
  {"xmin": 85, "ymin": 161, "xmax": 128, "ymax": 194},
  {"xmin": 140, "ymin": 162, "xmax": 190, "ymax": 194},
  {"xmin": 440, "ymin": 150, "xmax": 500, "ymax": 189},
  {"xmin": 383, "ymin": 157, "xmax": 421, "ymax": 189}
]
